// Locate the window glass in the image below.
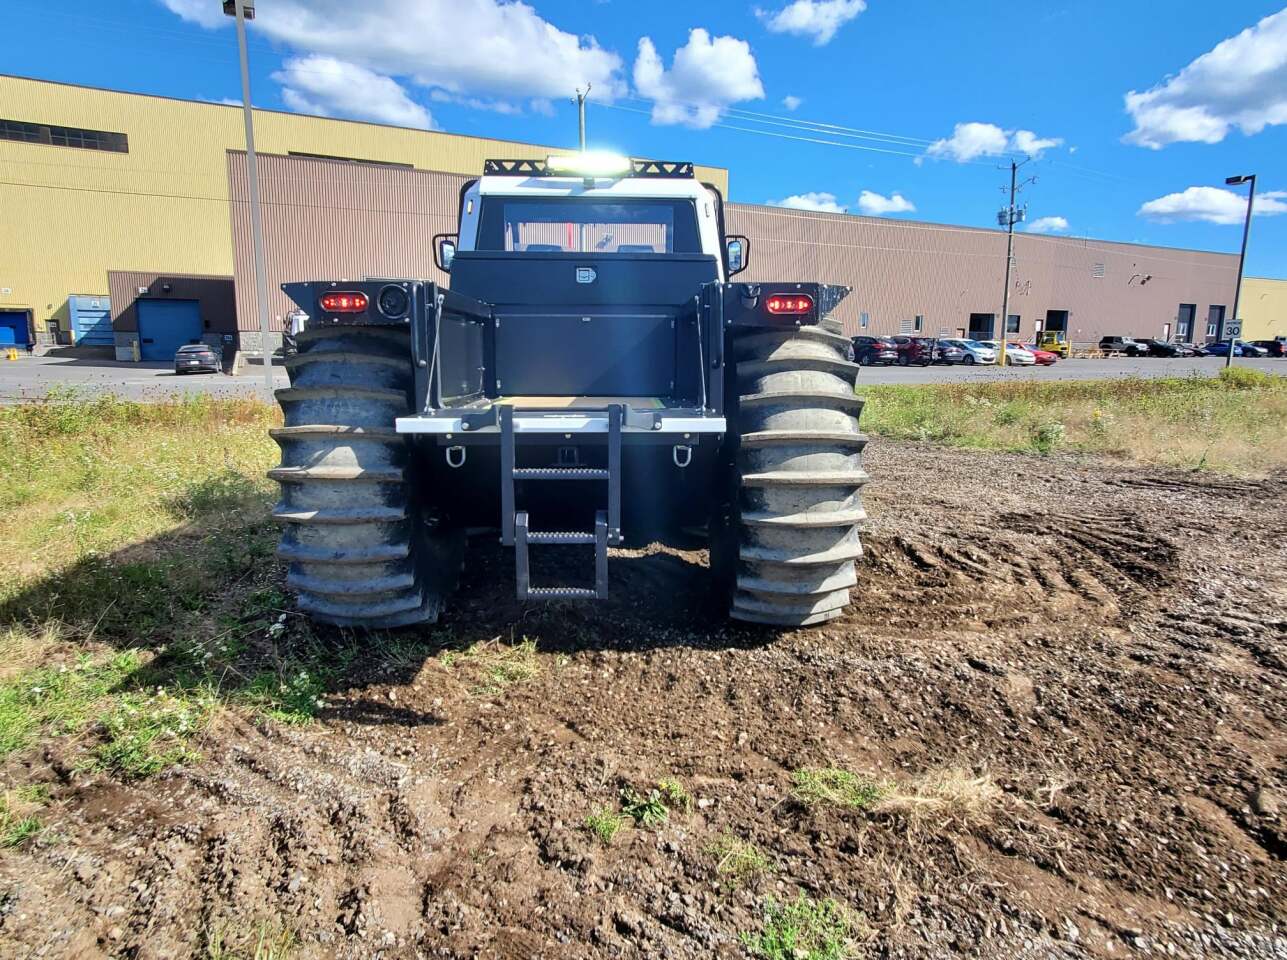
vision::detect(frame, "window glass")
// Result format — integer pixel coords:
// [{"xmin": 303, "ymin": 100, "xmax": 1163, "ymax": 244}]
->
[
  {"xmin": 477, "ymin": 198, "xmax": 700, "ymax": 253},
  {"xmin": 1, "ymin": 118, "xmax": 128, "ymax": 152}
]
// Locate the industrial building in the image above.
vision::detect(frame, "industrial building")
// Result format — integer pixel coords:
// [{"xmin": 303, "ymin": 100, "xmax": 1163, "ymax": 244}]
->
[{"xmin": 1, "ymin": 73, "xmax": 1265, "ymax": 364}]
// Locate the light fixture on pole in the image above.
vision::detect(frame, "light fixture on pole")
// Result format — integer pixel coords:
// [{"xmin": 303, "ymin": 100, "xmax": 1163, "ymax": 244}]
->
[
  {"xmin": 1223, "ymin": 174, "xmax": 1256, "ymax": 369},
  {"xmin": 223, "ymin": 0, "xmax": 274, "ymax": 395}
]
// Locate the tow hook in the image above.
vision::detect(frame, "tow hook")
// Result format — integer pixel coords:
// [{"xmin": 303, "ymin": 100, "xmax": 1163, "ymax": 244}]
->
[
  {"xmin": 445, "ymin": 445, "xmax": 467, "ymax": 468},
  {"xmin": 672, "ymin": 445, "xmax": 692, "ymax": 468}
]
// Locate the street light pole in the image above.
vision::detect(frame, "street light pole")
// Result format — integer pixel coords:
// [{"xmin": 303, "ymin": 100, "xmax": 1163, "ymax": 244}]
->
[
  {"xmin": 575, "ymin": 85, "xmax": 591, "ymax": 151},
  {"xmin": 996, "ymin": 158, "xmax": 1033, "ymax": 366},
  {"xmin": 225, "ymin": 0, "xmax": 274, "ymax": 396},
  {"xmin": 1224, "ymin": 173, "xmax": 1256, "ymax": 369}
]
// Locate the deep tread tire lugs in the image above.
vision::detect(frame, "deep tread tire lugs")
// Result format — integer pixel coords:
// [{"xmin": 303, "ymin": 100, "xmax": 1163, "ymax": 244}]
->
[
  {"xmin": 271, "ymin": 325, "xmax": 455, "ymax": 628},
  {"xmin": 727, "ymin": 322, "xmax": 868, "ymax": 626}
]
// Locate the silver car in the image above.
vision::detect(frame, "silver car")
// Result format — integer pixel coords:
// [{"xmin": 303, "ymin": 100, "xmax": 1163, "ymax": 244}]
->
[{"xmin": 944, "ymin": 338, "xmax": 996, "ymax": 365}]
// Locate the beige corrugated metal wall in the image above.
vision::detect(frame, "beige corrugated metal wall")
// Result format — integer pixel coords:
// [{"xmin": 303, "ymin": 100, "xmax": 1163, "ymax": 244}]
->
[
  {"xmin": 726, "ymin": 203, "xmax": 1238, "ymax": 343},
  {"xmin": 229, "ymin": 152, "xmax": 464, "ymax": 331},
  {"xmin": 230, "ymin": 153, "xmax": 1238, "ymax": 346}
]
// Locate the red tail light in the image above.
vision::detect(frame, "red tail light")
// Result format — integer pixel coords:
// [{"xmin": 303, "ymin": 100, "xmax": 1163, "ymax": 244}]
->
[
  {"xmin": 319, "ymin": 291, "xmax": 369, "ymax": 313},
  {"xmin": 765, "ymin": 293, "xmax": 814, "ymax": 315}
]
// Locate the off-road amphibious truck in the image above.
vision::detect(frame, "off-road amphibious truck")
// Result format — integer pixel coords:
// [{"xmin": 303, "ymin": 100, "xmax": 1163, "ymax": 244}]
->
[{"xmin": 271, "ymin": 154, "xmax": 867, "ymax": 628}]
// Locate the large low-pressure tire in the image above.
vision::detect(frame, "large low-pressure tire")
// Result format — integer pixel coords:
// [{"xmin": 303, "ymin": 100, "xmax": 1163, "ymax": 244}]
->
[
  {"xmin": 270, "ymin": 325, "xmax": 458, "ymax": 628},
  {"xmin": 721, "ymin": 318, "xmax": 868, "ymax": 627}
]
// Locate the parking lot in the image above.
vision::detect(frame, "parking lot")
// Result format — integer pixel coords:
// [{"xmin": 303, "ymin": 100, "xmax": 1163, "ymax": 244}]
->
[
  {"xmin": 0, "ymin": 352, "xmax": 1280, "ymax": 402},
  {"xmin": 0, "ymin": 355, "xmax": 288, "ymax": 402}
]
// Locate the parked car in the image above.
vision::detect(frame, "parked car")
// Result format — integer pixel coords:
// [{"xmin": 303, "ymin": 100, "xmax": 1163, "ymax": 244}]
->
[
  {"xmin": 852, "ymin": 335, "xmax": 899, "ymax": 365},
  {"xmin": 173, "ymin": 343, "xmax": 219, "ymax": 374},
  {"xmin": 1180, "ymin": 341, "xmax": 1210, "ymax": 356},
  {"xmin": 890, "ymin": 336, "xmax": 935, "ymax": 366},
  {"xmin": 943, "ymin": 337, "xmax": 996, "ymax": 365},
  {"xmin": 1035, "ymin": 331, "xmax": 1070, "ymax": 358},
  {"xmin": 1252, "ymin": 339, "xmax": 1286, "ymax": 357},
  {"xmin": 1099, "ymin": 335, "xmax": 1149, "ymax": 356},
  {"xmin": 981, "ymin": 340, "xmax": 1035, "ymax": 365},
  {"xmin": 1203, "ymin": 339, "xmax": 1265, "ymax": 357},
  {"xmin": 1141, "ymin": 338, "xmax": 1184, "ymax": 357},
  {"xmin": 1168, "ymin": 341, "xmax": 1199, "ymax": 357},
  {"xmin": 932, "ymin": 339, "xmax": 965, "ymax": 365},
  {"xmin": 1023, "ymin": 343, "xmax": 1059, "ymax": 365}
]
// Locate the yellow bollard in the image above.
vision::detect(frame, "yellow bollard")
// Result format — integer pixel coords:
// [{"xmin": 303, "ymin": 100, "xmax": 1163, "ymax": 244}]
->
[{"xmin": 4, "ymin": 348, "xmax": 18, "ymax": 361}]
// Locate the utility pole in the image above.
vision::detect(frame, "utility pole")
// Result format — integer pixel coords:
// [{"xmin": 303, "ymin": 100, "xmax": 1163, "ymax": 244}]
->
[
  {"xmin": 224, "ymin": 0, "xmax": 273, "ymax": 396},
  {"xmin": 1224, "ymin": 173, "xmax": 1256, "ymax": 369},
  {"xmin": 996, "ymin": 159, "xmax": 1034, "ymax": 367},
  {"xmin": 575, "ymin": 85, "xmax": 591, "ymax": 151}
]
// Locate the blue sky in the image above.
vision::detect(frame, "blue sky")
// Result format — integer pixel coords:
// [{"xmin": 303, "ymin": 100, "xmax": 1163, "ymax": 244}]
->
[{"xmin": 8, "ymin": 0, "xmax": 1287, "ymax": 275}]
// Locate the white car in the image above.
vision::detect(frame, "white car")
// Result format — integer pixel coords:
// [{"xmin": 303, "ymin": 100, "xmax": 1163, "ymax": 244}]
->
[
  {"xmin": 980, "ymin": 340, "xmax": 1035, "ymax": 365},
  {"xmin": 944, "ymin": 338, "xmax": 996, "ymax": 365}
]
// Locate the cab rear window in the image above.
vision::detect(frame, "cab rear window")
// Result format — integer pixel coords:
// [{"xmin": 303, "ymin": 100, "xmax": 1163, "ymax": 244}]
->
[{"xmin": 476, "ymin": 198, "xmax": 701, "ymax": 254}]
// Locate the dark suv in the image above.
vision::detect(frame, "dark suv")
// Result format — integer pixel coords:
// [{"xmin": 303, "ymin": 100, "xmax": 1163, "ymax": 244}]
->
[
  {"xmin": 1252, "ymin": 339, "xmax": 1285, "ymax": 357},
  {"xmin": 890, "ymin": 336, "xmax": 935, "ymax": 366},
  {"xmin": 1099, "ymin": 336, "xmax": 1148, "ymax": 357},
  {"xmin": 852, "ymin": 336, "xmax": 899, "ymax": 365}
]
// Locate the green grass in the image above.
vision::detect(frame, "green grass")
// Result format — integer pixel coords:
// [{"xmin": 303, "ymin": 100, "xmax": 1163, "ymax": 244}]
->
[
  {"xmin": 0, "ymin": 785, "xmax": 50, "ymax": 849},
  {"xmin": 585, "ymin": 806, "xmax": 627, "ymax": 845},
  {"xmin": 440, "ymin": 638, "xmax": 540, "ymax": 695},
  {"xmin": 0, "ymin": 396, "xmax": 363, "ymax": 779},
  {"xmin": 858, "ymin": 369, "xmax": 1287, "ymax": 474},
  {"xmin": 706, "ymin": 831, "xmax": 772, "ymax": 886},
  {"xmin": 792, "ymin": 767, "xmax": 885, "ymax": 810},
  {"xmin": 741, "ymin": 893, "xmax": 859, "ymax": 960},
  {"xmin": 658, "ymin": 777, "xmax": 692, "ymax": 814}
]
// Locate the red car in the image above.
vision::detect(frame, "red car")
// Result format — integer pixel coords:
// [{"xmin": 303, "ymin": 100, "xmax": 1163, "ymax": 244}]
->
[{"xmin": 1019, "ymin": 342, "xmax": 1058, "ymax": 365}]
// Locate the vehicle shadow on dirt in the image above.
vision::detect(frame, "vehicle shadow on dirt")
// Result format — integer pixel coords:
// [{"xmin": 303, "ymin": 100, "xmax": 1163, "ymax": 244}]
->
[{"xmin": 0, "ymin": 490, "xmax": 778, "ymax": 739}]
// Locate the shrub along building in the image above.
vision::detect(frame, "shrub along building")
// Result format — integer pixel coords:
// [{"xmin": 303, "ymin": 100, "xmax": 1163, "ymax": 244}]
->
[{"xmin": 2, "ymin": 73, "xmax": 1244, "ymax": 361}]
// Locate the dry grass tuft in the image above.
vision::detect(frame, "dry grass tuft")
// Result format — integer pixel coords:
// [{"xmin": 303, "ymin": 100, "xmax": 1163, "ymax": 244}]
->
[{"xmin": 873, "ymin": 769, "xmax": 1001, "ymax": 828}]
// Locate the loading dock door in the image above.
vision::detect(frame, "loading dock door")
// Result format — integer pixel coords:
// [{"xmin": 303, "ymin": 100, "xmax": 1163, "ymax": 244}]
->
[
  {"xmin": 137, "ymin": 299, "xmax": 202, "ymax": 361},
  {"xmin": 0, "ymin": 310, "xmax": 30, "ymax": 347},
  {"xmin": 1045, "ymin": 310, "xmax": 1069, "ymax": 333},
  {"xmin": 968, "ymin": 313, "xmax": 995, "ymax": 340}
]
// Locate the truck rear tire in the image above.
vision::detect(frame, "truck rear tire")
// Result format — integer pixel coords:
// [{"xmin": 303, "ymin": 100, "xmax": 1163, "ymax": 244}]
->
[
  {"xmin": 270, "ymin": 325, "xmax": 459, "ymax": 628},
  {"xmin": 721, "ymin": 322, "xmax": 868, "ymax": 626}
]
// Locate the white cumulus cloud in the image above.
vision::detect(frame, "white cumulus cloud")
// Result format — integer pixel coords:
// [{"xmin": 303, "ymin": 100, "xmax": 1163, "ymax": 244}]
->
[
  {"xmin": 273, "ymin": 56, "xmax": 434, "ymax": 128},
  {"xmin": 160, "ymin": 0, "xmax": 625, "ymax": 115},
  {"xmin": 926, "ymin": 122, "xmax": 1063, "ymax": 162},
  {"xmin": 782, "ymin": 94, "xmax": 803, "ymax": 111},
  {"xmin": 756, "ymin": 0, "xmax": 866, "ymax": 46},
  {"xmin": 634, "ymin": 29, "xmax": 764, "ymax": 128},
  {"xmin": 771, "ymin": 192, "xmax": 847, "ymax": 213},
  {"xmin": 1137, "ymin": 186, "xmax": 1287, "ymax": 224},
  {"xmin": 1124, "ymin": 7, "xmax": 1287, "ymax": 148},
  {"xmin": 856, "ymin": 190, "xmax": 915, "ymax": 216},
  {"xmin": 1026, "ymin": 215, "xmax": 1070, "ymax": 234}
]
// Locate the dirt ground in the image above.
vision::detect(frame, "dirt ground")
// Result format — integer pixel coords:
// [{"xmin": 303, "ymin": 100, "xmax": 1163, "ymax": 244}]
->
[{"xmin": 2, "ymin": 440, "xmax": 1285, "ymax": 959}]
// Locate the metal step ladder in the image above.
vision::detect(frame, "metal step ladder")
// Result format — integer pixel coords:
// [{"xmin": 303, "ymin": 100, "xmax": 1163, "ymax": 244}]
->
[{"xmin": 500, "ymin": 404, "xmax": 622, "ymax": 600}]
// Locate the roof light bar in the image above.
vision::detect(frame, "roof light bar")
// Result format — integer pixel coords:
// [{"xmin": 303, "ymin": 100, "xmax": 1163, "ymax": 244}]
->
[{"xmin": 545, "ymin": 152, "xmax": 634, "ymax": 177}]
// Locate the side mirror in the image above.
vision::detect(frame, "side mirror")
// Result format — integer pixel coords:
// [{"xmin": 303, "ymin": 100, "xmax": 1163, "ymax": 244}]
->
[
  {"xmin": 434, "ymin": 234, "xmax": 457, "ymax": 272},
  {"xmin": 725, "ymin": 235, "xmax": 750, "ymax": 276}
]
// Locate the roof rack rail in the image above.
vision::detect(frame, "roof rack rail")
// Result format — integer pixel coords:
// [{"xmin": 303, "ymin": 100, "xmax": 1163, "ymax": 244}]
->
[{"xmin": 482, "ymin": 158, "xmax": 694, "ymax": 178}]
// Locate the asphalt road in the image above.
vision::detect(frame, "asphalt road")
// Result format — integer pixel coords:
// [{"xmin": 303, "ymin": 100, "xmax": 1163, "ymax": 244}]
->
[
  {"xmin": 855, "ymin": 355, "xmax": 1285, "ymax": 384},
  {"xmin": 0, "ymin": 354, "xmax": 1282, "ymax": 402},
  {"xmin": 0, "ymin": 356, "xmax": 289, "ymax": 403}
]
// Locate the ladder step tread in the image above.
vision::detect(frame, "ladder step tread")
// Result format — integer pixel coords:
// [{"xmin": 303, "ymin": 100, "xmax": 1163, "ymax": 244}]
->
[
  {"xmin": 526, "ymin": 531, "xmax": 597, "ymax": 544},
  {"xmin": 513, "ymin": 467, "xmax": 610, "ymax": 479},
  {"xmin": 526, "ymin": 586, "xmax": 600, "ymax": 599}
]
